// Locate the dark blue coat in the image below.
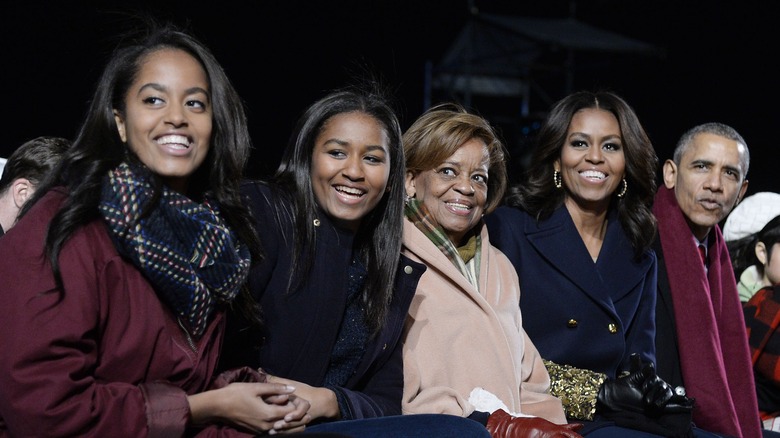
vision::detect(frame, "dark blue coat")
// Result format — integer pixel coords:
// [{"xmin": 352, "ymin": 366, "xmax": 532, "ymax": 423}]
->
[
  {"xmin": 651, "ymin": 237, "xmax": 685, "ymax": 390},
  {"xmin": 484, "ymin": 205, "xmax": 657, "ymax": 378},
  {"xmin": 220, "ymin": 181, "xmax": 424, "ymax": 419}
]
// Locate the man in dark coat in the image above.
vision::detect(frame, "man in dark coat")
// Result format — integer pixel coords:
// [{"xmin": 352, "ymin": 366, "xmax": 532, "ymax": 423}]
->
[{"xmin": 652, "ymin": 122, "xmax": 762, "ymax": 437}]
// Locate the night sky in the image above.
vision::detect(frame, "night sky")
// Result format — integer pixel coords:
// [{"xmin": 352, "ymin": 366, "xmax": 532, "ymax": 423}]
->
[{"xmin": 2, "ymin": 0, "xmax": 776, "ymax": 194}]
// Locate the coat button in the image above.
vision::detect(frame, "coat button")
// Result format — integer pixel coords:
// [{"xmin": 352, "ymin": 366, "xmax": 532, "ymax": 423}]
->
[
  {"xmin": 567, "ymin": 319, "xmax": 578, "ymax": 328},
  {"xmin": 313, "ymin": 219, "xmax": 321, "ymax": 227},
  {"xmin": 608, "ymin": 323, "xmax": 618, "ymax": 333},
  {"xmin": 404, "ymin": 265, "xmax": 413, "ymax": 274}
]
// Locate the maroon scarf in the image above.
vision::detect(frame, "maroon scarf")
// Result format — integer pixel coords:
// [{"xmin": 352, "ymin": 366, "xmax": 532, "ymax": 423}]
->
[{"xmin": 654, "ymin": 186, "xmax": 760, "ymax": 438}]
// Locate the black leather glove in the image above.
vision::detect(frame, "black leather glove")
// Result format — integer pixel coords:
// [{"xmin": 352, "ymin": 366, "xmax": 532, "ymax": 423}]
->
[
  {"xmin": 598, "ymin": 354, "xmax": 696, "ymax": 418},
  {"xmin": 641, "ymin": 373, "xmax": 694, "ymax": 417},
  {"xmin": 596, "ymin": 357, "xmax": 655, "ymax": 414},
  {"xmin": 660, "ymin": 393, "xmax": 695, "ymax": 415},
  {"xmin": 625, "ymin": 354, "xmax": 696, "ymax": 417},
  {"xmin": 596, "ymin": 355, "xmax": 696, "ymax": 436},
  {"xmin": 486, "ymin": 409, "xmax": 584, "ymax": 438}
]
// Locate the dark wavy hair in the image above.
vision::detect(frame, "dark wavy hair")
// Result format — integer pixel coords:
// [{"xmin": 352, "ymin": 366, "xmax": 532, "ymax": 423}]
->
[
  {"xmin": 21, "ymin": 21, "xmax": 261, "ymax": 296},
  {"xmin": 504, "ymin": 90, "xmax": 658, "ymax": 257},
  {"xmin": 729, "ymin": 215, "xmax": 780, "ymax": 282},
  {"xmin": 267, "ymin": 84, "xmax": 404, "ymax": 334},
  {"xmin": 403, "ymin": 102, "xmax": 508, "ymax": 215}
]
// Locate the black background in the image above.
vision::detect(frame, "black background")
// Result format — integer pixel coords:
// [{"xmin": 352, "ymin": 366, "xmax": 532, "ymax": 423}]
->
[{"xmin": 2, "ymin": 0, "xmax": 776, "ymax": 194}]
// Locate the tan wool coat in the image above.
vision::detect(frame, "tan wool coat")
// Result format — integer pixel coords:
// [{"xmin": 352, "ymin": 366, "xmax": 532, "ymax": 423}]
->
[{"xmin": 400, "ymin": 218, "xmax": 567, "ymax": 424}]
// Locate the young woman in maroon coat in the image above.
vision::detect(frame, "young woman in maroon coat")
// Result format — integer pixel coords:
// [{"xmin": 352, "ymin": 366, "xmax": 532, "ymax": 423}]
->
[{"xmin": 0, "ymin": 22, "xmax": 318, "ymax": 437}]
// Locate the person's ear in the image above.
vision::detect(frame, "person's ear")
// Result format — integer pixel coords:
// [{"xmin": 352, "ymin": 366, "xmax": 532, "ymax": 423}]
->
[
  {"xmin": 11, "ymin": 178, "xmax": 32, "ymax": 208},
  {"xmin": 405, "ymin": 171, "xmax": 416, "ymax": 199},
  {"xmin": 756, "ymin": 241, "xmax": 768, "ymax": 266},
  {"xmin": 113, "ymin": 109, "xmax": 127, "ymax": 143},
  {"xmin": 735, "ymin": 179, "xmax": 749, "ymax": 208},
  {"xmin": 662, "ymin": 159, "xmax": 677, "ymax": 189}
]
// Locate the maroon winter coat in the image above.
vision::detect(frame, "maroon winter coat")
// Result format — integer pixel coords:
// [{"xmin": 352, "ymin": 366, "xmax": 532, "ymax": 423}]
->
[{"xmin": 0, "ymin": 188, "xmax": 249, "ymax": 437}]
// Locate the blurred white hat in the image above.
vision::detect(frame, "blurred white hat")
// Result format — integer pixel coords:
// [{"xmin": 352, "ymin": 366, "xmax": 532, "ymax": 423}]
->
[{"xmin": 723, "ymin": 192, "xmax": 780, "ymax": 241}]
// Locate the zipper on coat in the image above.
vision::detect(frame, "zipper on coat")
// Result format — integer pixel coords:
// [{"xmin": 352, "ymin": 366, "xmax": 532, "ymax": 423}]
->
[{"xmin": 177, "ymin": 317, "xmax": 198, "ymax": 353}]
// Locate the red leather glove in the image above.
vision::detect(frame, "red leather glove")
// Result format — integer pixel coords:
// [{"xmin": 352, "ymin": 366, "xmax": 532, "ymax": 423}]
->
[{"xmin": 486, "ymin": 409, "xmax": 584, "ymax": 438}]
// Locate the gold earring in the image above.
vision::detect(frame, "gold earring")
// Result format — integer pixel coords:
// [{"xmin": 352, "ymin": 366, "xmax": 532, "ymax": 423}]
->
[
  {"xmin": 617, "ymin": 178, "xmax": 628, "ymax": 198},
  {"xmin": 553, "ymin": 170, "xmax": 562, "ymax": 189}
]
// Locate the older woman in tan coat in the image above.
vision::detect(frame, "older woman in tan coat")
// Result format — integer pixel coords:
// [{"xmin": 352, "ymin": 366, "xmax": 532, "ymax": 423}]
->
[{"xmin": 400, "ymin": 103, "xmax": 582, "ymax": 438}]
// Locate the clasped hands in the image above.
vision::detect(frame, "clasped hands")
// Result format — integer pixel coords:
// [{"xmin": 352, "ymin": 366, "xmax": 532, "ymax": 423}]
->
[
  {"xmin": 596, "ymin": 354, "xmax": 695, "ymax": 418},
  {"xmin": 205, "ymin": 366, "xmax": 312, "ymax": 435}
]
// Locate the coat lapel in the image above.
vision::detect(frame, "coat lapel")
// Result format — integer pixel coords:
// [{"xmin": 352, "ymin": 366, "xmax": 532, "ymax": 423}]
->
[
  {"xmin": 403, "ymin": 219, "xmax": 489, "ymax": 311},
  {"xmin": 525, "ymin": 207, "xmax": 651, "ymax": 308}
]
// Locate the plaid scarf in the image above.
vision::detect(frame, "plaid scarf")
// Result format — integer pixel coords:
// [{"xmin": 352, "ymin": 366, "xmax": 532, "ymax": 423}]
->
[
  {"xmin": 99, "ymin": 162, "xmax": 251, "ymax": 338},
  {"xmin": 404, "ymin": 198, "xmax": 481, "ymax": 286},
  {"xmin": 743, "ymin": 285, "xmax": 780, "ymax": 416}
]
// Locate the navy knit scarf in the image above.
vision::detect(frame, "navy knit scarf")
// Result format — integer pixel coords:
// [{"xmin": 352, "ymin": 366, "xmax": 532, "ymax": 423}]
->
[{"xmin": 98, "ymin": 162, "xmax": 251, "ymax": 338}]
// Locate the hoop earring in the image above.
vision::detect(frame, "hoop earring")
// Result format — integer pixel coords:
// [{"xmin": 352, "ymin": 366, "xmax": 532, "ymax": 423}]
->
[
  {"xmin": 616, "ymin": 178, "xmax": 628, "ymax": 198},
  {"xmin": 553, "ymin": 170, "xmax": 562, "ymax": 189}
]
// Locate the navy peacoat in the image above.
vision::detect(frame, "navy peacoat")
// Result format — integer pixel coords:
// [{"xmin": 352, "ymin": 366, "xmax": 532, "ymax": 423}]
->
[{"xmin": 484, "ymin": 205, "xmax": 657, "ymax": 378}]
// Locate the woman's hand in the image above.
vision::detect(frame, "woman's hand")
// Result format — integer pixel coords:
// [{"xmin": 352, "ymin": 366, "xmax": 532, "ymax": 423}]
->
[
  {"xmin": 188, "ymin": 381, "xmax": 311, "ymax": 434},
  {"xmin": 267, "ymin": 375, "xmax": 341, "ymax": 421}
]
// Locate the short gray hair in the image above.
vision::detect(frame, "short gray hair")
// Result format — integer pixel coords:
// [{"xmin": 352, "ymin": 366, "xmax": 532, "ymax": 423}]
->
[{"xmin": 672, "ymin": 122, "xmax": 750, "ymax": 177}]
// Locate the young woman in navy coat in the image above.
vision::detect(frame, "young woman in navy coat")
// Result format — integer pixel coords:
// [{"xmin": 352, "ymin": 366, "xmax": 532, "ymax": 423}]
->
[{"xmin": 220, "ymin": 86, "xmax": 490, "ymax": 437}]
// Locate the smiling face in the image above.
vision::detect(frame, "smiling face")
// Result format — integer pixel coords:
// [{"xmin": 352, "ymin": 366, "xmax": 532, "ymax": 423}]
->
[
  {"xmin": 114, "ymin": 48, "xmax": 212, "ymax": 194},
  {"xmin": 556, "ymin": 108, "xmax": 625, "ymax": 213},
  {"xmin": 310, "ymin": 111, "xmax": 391, "ymax": 231},
  {"xmin": 663, "ymin": 132, "xmax": 749, "ymax": 240},
  {"xmin": 406, "ymin": 138, "xmax": 490, "ymax": 245}
]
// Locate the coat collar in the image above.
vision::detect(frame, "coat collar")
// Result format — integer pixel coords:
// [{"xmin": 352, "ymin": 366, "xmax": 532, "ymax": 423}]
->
[
  {"xmin": 402, "ymin": 218, "xmax": 494, "ymax": 304},
  {"xmin": 524, "ymin": 207, "xmax": 653, "ymax": 304}
]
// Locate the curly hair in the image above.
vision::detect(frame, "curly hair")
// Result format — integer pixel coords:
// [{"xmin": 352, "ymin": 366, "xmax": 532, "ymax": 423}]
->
[{"xmin": 403, "ymin": 102, "xmax": 508, "ymax": 215}]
